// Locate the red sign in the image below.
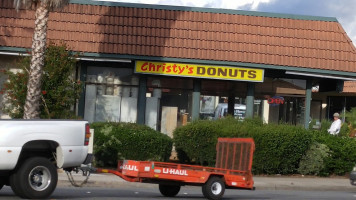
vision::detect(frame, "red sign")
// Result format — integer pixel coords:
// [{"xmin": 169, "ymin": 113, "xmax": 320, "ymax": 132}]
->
[{"xmin": 267, "ymin": 96, "xmax": 284, "ymax": 105}]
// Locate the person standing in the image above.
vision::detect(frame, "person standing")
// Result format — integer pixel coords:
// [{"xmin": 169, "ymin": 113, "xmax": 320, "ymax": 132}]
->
[{"xmin": 328, "ymin": 113, "xmax": 342, "ymax": 135}]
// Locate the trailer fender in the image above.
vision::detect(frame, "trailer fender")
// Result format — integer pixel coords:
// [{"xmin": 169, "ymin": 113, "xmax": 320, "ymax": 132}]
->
[{"xmin": 205, "ymin": 174, "xmax": 224, "ymax": 183}]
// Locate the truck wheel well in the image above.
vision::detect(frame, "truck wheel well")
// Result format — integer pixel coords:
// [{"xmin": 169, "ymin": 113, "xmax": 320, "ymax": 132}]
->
[{"xmin": 16, "ymin": 140, "xmax": 59, "ymax": 169}]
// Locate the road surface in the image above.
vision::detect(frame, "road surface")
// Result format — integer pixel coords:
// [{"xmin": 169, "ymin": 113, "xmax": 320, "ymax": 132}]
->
[{"xmin": 1, "ymin": 185, "xmax": 356, "ymax": 199}]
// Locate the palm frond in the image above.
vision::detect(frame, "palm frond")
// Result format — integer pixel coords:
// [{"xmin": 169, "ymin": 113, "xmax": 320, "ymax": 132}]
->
[{"xmin": 13, "ymin": 0, "xmax": 32, "ymax": 10}]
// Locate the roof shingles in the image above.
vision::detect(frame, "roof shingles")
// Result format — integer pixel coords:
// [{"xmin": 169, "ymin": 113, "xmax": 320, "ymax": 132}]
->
[{"xmin": 0, "ymin": 0, "xmax": 356, "ymax": 73}]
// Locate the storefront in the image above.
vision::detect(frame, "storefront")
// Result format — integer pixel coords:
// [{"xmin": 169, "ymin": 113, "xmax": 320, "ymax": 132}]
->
[
  {"xmin": 79, "ymin": 60, "xmax": 265, "ymax": 133},
  {"xmin": 77, "ymin": 59, "xmax": 319, "ymax": 133},
  {"xmin": 1, "ymin": 0, "xmax": 356, "ymax": 131}
]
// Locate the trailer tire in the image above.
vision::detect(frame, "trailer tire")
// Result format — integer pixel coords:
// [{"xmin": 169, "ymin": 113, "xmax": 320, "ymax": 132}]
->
[
  {"xmin": 159, "ymin": 184, "xmax": 181, "ymax": 197},
  {"xmin": 202, "ymin": 176, "xmax": 225, "ymax": 200},
  {"xmin": 10, "ymin": 157, "xmax": 58, "ymax": 199}
]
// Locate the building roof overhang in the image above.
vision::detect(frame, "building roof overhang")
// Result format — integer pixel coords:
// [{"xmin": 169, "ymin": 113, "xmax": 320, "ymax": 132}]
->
[{"xmin": 0, "ymin": 0, "xmax": 355, "ymax": 77}]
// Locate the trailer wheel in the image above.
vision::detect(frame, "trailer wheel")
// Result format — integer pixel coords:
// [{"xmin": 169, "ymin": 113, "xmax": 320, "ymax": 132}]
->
[
  {"xmin": 202, "ymin": 176, "xmax": 225, "ymax": 200},
  {"xmin": 10, "ymin": 157, "xmax": 58, "ymax": 199},
  {"xmin": 159, "ymin": 184, "xmax": 181, "ymax": 197}
]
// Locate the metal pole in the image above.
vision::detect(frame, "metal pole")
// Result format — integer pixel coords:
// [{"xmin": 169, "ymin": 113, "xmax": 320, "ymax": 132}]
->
[
  {"xmin": 137, "ymin": 76, "xmax": 147, "ymax": 125},
  {"xmin": 192, "ymin": 79, "xmax": 201, "ymax": 121},
  {"xmin": 304, "ymin": 79, "xmax": 312, "ymax": 129},
  {"xmin": 343, "ymin": 97, "xmax": 346, "ymax": 123},
  {"xmin": 246, "ymin": 83, "xmax": 255, "ymax": 118}
]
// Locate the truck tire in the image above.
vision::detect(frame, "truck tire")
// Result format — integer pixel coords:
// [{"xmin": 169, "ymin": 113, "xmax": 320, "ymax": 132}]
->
[
  {"xmin": 202, "ymin": 176, "xmax": 225, "ymax": 200},
  {"xmin": 10, "ymin": 171, "xmax": 25, "ymax": 198},
  {"xmin": 9, "ymin": 157, "xmax": 58, "ymax": 199},
  {"xmin": 159, "ymin": 184, "xmax": 181, "ymax": 197}
]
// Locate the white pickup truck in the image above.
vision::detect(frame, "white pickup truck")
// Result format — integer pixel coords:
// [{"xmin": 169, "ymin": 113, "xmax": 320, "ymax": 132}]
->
[{"xmin": 0, "ymin": 120, "xmax": 92, "ymax": 199}]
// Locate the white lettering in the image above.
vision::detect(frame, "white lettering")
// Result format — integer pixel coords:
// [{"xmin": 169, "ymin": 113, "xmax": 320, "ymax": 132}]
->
[
  {"xmin": 123, "ymin": 164, "xmax": 138, "ymax": 171},
  {"xmin": 162, "ymin": 168, "xmax": 188, "ymax": 176}
]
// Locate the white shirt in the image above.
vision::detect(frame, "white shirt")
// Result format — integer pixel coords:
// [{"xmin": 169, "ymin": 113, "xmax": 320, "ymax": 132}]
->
[{"xmin": 328, "ymin": 119, "xmax": 342, "ymax": 135}]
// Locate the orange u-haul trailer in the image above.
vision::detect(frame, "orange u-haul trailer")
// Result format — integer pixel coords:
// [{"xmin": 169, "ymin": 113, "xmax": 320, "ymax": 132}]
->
[{"xmin": 96, "ymin": 138, "xmax": 255, "ymax": 200}]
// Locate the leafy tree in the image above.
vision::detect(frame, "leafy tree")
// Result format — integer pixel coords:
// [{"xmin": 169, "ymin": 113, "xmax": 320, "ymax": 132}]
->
[
  {"xmin": 1, "ymin": 42, "xmax": 82, "ymax": 119},
  {"xmin": 13, "ymin": 0, "xmax": 70, "ymax": 119}
]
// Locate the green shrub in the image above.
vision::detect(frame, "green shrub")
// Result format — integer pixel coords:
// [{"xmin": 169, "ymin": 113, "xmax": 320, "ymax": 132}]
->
[
  {"xmin": 298, "ymin": 142, "xmax": 330, "ymax": 175},
  {"xmin": 173, "ymin": 120, "xmax": 220, "ymax": 166},
  {"xmin": 173, "ymin": 117, "xmax": 312, "ymax": 174},
  {"xmin": 308, "ymin": 119, "xmax": 318, "ymax": 130},
  {"xmin": 339, "ymin": 123, "xmax": 350, "ymax": 137},
  {"xmin": 315, "ymin": 133, "xmax": 356, "ymax": 175},
  {"xmin": 345, "ymin": 107, "xmax": 356, "ymax": 130},
  {"xmin": 173, "ymin": 117, "xmax": 356, "ymax": 176},
  {"xmin": 251, "ymin": 124, "xmax": 312, "ymax": 174},
  {"xmin": 91, "ymin": 122, "xmax": 173, "ymax": 167},
  {"xmin": 320, "ymin": 119, "xmax": 331, "ymax": 133}
]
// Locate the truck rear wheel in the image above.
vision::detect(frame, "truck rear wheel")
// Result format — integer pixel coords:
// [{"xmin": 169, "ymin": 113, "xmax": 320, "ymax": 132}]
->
[
  {"xmin": 10, "ymin": 157, "xmax": 58, "ymax": 199},
  {"xmin": 159, "ymin": 184, "xmax": 181, "ymax": 197},
  {"xmin": 202, "ymin": 176, "xmax": 225, "ymax": 200}
]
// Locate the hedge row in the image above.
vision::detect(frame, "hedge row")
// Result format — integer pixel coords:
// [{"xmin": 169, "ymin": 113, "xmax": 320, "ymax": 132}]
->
[
  {"xmin": 90, "ymin": 119, "xmax": 356, "ymax": 176},
  {"xmin": 313, "ymin": 132, "xmax": 356, "ymax": 175},
  {"xmin": 173, "ymin": 117, "xmax": 356, "ymax": 175},
  {"xmin": 91, "ymin": 122, "xmax": 173, "ymax": 167}
]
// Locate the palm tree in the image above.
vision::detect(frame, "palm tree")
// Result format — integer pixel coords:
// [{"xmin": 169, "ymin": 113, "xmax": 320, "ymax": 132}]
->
[{"xmin": 14, "ymin": 0, "xmax": 70, "ymax": 119}]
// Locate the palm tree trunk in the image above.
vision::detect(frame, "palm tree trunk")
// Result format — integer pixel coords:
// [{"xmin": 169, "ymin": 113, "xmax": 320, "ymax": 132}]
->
[{"xmin": 23, "ymin": 1, "xmax": 49, "ymax": 119}]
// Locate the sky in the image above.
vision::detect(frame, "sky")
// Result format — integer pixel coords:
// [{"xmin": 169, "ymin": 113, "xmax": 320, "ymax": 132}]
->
[{"xmin": 95, "ymin": 0, "xmax": 356, "ymax": 45}]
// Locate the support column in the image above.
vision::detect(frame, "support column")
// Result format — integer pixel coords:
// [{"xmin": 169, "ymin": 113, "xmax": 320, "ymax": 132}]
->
[
  {"xmin": 304, "ymin": 79, "xmax": 312, "ymax": 129},
  {"xmin": 228, "ymin": 93, "xmax": 235, "ymax": 116},
  {"xmin": 246, "ymin": 82, "xmax": 255, "ymax": 118},
  {"xmin": 192, "ymin": 79, "xmax": 201, "ymax": 121},
  {"xmin": 78, "ymin": 63, "xmax": 87, "ymax": 118},
  {"xmin": 137, "ymin": 76, "xmax": 147, "ymax": 125},
  {"xmin": 262, "ymin": 100, "xmax": 270, "ymax": 123}
]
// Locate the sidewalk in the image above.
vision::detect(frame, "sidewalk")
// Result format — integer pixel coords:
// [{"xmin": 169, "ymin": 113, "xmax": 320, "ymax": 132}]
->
[{"xmin": 57, "ymin": 171, "xmax": 355, "ymax": 191}]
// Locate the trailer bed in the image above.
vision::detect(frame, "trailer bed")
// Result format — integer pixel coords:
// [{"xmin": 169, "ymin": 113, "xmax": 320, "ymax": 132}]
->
[{"xmin": 96, "ymin": 138, "xmax": 255, "ymax": 200}]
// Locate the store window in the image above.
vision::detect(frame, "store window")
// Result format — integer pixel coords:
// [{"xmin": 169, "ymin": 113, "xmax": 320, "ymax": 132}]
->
[
  {"xmin": 83, "ymin": 66, "xmax": 138, "ymax": 123},
  {"xmin": 327, "ymin": 96, "xmax": 356, "ymax": 120},
  {"xmin": 145, "ymin": 76, "xmax": 193, "ymax": 136},
  {"xmin": 255, "ymin": 78, "xmax": 307, "ymax": 125},
  {"xmin": 200, "ymin": 79, "xmax": 247, "ymax": 120}
]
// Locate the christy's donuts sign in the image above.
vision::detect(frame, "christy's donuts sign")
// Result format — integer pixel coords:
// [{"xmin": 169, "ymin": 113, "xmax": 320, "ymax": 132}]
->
[{"xmin": 135, "ymin": 61, "xmax": 264, "ymax": 82}]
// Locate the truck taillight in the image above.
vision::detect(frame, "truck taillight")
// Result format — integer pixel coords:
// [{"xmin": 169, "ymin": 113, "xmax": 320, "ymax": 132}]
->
[{"xmin": 85, "ymin": 123, "xmax": 91, "ymax": 146}]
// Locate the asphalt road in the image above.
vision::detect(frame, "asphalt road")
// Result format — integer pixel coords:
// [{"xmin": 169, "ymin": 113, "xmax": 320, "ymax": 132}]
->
[{"xmin": 1, "ymin": 185, "xmax": 356, "ymax": 200}]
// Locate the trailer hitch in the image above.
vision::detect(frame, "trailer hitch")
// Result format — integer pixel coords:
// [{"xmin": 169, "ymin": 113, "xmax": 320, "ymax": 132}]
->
[{"xmin": 65, "ymin": 164, "xmax": 97, "ymax": 187}]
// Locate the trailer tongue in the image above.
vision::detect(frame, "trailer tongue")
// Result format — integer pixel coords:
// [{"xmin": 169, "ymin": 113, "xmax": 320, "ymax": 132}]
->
[{"xmin": 95, "ymin": 138, "xmax": 255, "ymax": 200}]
